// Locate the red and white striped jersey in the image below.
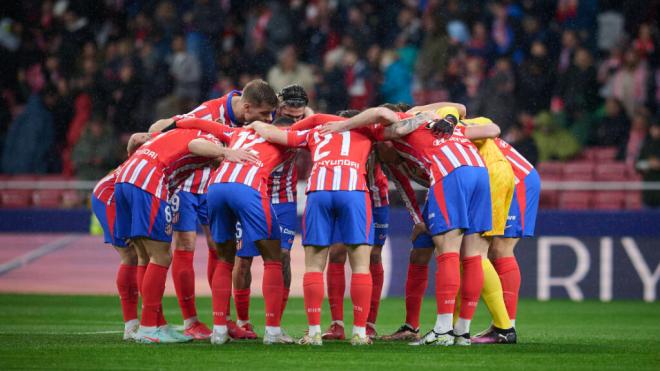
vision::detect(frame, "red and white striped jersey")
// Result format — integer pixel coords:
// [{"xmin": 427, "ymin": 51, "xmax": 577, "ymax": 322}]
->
[
  {"xmin": 93, "ymin": 167, "xmax": 121, "ymax": 204},
  {"xmin": 116, "ymin": 129, "xmax": 224, "ymax": 201},
  {"xmin": 174, "ymin": 90, "xmax": 243, "ymax": 126},
  {"xmin": 381, "ymin": 162, "xmax": 425, "ymax": 224},
  {"xmin": 367, "ymin": 153, "xmax": 389, "ymax": 207},
  {"xmin": 172, "ymin": 90, "xmax": 243, "ymax": 194},
  {"xmin": 494, "ymin": 138, "xmax": 535, "ymax": 183},
  {"xmin": 210, "ymin": 129, "xmax": 294, "ymax": 196},
  {"xmin": 268, "ymin": 152, "xmax": 298, "ymax": 204},
  {"xmin": 390, "ymin": 113, "xmax": 485, "ymax": 186},
  {"xmin": 286, "ymin": 115, "xmax": 384, "ymax": 193}
]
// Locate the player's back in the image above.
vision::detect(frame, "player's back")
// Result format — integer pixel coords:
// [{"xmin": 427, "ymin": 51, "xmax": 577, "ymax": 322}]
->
[
  {"xmin": 301, "ymin": 126, "xmax": 379, "ymax": 192},
  {"xmin": 494, "ymin": 137, "xmax": 535, "ymax": 181},
  {"xmin": 394, "ymin": 121, "xmax": 484, "ymax": 184},
  {"xmin": 179, "ymin": 90, "xmax": 242, "ymax": 126},
  {"xmin": 461, "ymin": 117, "xmax": 507, "ymax": 166},
  {"xmin": 212, "ymin": 128, "xmax": 291, "ymax": 195},
  {"xmin": 118, "ymin": 128, "xmax": 219, "ymax": 199}
]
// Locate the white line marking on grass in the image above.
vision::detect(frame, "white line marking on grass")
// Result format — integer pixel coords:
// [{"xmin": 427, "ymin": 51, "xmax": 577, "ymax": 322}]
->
[
  {"xmin": 0, "ymin": 331, "xmax": 123, "ymax": 336},
  {"xmin": 0, "ymin": 234, "xmax": 80, "ymax": 276}
]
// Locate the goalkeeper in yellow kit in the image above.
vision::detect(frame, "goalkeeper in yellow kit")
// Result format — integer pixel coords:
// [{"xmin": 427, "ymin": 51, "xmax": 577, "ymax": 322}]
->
[{"xmin": 436, "ymin": 109, "xmax": 517, "ymax": 344}]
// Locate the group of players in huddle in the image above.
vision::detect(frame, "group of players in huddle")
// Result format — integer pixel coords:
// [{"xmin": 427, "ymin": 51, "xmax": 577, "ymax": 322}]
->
[{"xmin": 91, "ymin": 78, "xmax": 540, "ymax": 346}]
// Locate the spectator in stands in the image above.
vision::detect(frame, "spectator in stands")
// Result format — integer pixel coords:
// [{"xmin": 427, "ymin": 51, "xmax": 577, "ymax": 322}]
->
[
  {"xmin": 504, "ymin": 121, "xmax": 539, "ymax": 166},
  {"xmin": 414, "ymin": 13, "xmax": 449, "ymax": 89},
  {"xmin": 594, "ymin": 98, "xmax": 631, "ymax": 153},
  {"xmin": 557, "ymin": 30, "xmax": 579, "ymax": 73},
  {"xmin": 609, "ymin": 49, "xmax": 650, "ymax": 118},
  {"xmin": 637, "ymin": 121, "xmax": 660, "ymax": 207},
  {"xmin": 473, "ymin": 57, "xmax": 517, "ymax": 133},
  {"xmin": 1, "ymin": 87, "xmax": 56, "ymax": 174},
  {"xmin": 533, "ymin": 111, "xmax": 581, "ymax": 162},
  {"xmin": 626, "ymin": 109, "xmax": 651, "ymax": 167},
  {"xmin": 108, "ymin": 62, "xmax": 142, "ymax": 136},
  {"xmin": 169, "ymin": 34, "xmax": 201, "ymax": 103},
  {"xmin": 267, "ymin": 45, "xmax": 315, "ymax": 100},
  {"xmin": 381, "ymin": 49, "xmax": 413, "ymax": 106},
  {"xmin": 71, "ymin": 115, "xmax": 118, "ymax": 180},
  {"xmin": 517, "ymin": 41, "xmax": 553, "ymax": 114},
  {"xmin": 555, "ymin": 48, "xmax": 600, "ymax": 120}
]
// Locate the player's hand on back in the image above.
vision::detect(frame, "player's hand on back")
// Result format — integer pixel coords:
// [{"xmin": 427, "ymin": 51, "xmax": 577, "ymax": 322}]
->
[
  {"xmin": 410, "ymin": 222, "xmax": 429, "ymax": 242},
  {"xmin": 221, "ymin": 148, "xmax": 259, "ymax": 165},
  {"xmin": 317, "ymin": 121, "xmax": 348, "ymax": 135}
]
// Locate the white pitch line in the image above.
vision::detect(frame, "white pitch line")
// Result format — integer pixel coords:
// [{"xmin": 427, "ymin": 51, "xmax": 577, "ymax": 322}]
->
[
  {"xmin": 0, "ymin": 234, "xmax": 80, "ymax": 276},
  {"xmin": 0, "ymin": 330, "xmax": 123, "ymax": 335}
]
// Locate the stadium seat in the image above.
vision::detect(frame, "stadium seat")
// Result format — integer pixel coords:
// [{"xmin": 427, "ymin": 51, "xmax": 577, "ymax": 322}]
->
[
  {"xmin": 540, "ymin": 190, "xmax": 559, "ymax": 209},
  {"xmin": 1, "ymin": 190, "xmax": 32, "ymax": 207},
  {"xmin": 558, "ymin": 191, "xmax": 592, "ymax": 210},
  {"xmin": 61, "ymin": 190, "xmax": 83, "ymax": 208},
  {"xmin": 563, "ymin": 162, "xmax": 594, "ymax": 181},
  {"xmin": 537, "ymin": 161, "xmax": 564, "ymax": 180},
  {"xmin": 595, "ymin": 162, "xmax": 629, "ymax": 181},
  {"xmin": 593, "ymin": 191, "xmax": 626, "ymax": 210},
  {"xmin": 583, "ymin": 146, "xmax": 618, "ymax": 162},
  {"xmin": 32, "ymin": 190, "xmax": 64, "ymax": 208},
  {"xmin": 626, "ymin": 191, "xmax": 643, "ymax": 210}
]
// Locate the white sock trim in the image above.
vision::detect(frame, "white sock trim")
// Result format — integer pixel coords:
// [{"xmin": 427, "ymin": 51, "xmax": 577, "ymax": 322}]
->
[
  {"xmin": 213, "ymin": 325, "xmax": 228, "ymax": 334},
  {"xmin": 265, "ymin": 326, "xmax": 281, "ymax": 336},
  {"xmin": 308, "ymin": 325, "xmax": 321, "ymax": 336},
  {"xmin": 237, "ymin": 319, "xmax": 251, "ymax": 327},
  {"xmin": 183, "ymin": 316, "xmax": 198, "ymax": 329},
  {"xmin": 353, "ymin": 326, "xmax": 366, "ymax": 338},
  {"xmin": 433, "ymin": 314, "xmax": 453, "ymax": 334},
  {"xmin": 331, "ymin": 320, "xmax": 344, "ymax": 327}
]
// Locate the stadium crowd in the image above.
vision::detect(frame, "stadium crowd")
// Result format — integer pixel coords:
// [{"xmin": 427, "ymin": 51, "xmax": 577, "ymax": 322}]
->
[{"xmin": 0, "ymin": 0, "xmax": 659, "ymax": 204}]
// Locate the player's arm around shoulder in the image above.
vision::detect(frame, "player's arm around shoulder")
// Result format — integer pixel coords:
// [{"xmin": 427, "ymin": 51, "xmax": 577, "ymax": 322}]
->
[
  {"xmin": 461, "ymin": 117, "xmax": 501, "ymax": 140},
  {"xmin": 246, "ymin": 121, "xmax": 292, "ymax": 145}
]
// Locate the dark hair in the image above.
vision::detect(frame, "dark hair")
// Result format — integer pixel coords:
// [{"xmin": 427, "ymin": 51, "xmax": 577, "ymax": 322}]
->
[
  {"xmin": 278, "ymin": 84, "xmax": 309, "ymax": 107},
  {"xmin": 336, "ymin": 109, "xmax": 361, "ymax": 118},
  {"xmin": 273, "ymin": 116, "xmax": 295, "ymax": 127},
  {"xmin": 379, "ymin": 103, "xmax": 402, "ymax": 112},
  {"xmin": 242, "ymin": 79, "xmax": 279, "ymax": 108}
]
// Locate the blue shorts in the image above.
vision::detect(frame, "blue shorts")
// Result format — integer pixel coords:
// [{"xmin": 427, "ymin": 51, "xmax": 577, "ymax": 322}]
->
[
  {"xmin": 91, "ymin": 195, "xmax": 127, "ymax": 247},
  {"xmin": 503, "ymin": 169, "xmax": 540, "ymax": 238},
  {"xmin": 114, "ymin": 183, "xmax": 173, "ymax": 242},
  {"xmin": 171, "ymin": 191, "xmax": 209, "ymax": 232},
  {"xmin": 303, "ymin": 190, "xmax": 374, "ymax": 247},
  {"xmin": 207, "ymin": 183, "xmax": 280, "ymax": 245},
  {"xmin": 237, "ymin": 202, "xmax": 297, "ymax": 257},
  {"xmin": 425, "ymin": 166, "xmax": 492, "ymax": 236},
  {"xmin": 330, "ymin": 205, "xmax": 388, "ymax": 246}
]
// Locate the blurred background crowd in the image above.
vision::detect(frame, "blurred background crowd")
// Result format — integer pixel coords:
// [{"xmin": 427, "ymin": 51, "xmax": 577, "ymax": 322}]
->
[{"xmin": 0, "ymin": 0, "xmax": 659, "ymax": 207}]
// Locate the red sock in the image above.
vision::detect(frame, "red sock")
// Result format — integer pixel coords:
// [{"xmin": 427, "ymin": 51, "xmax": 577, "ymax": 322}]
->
[
  {"xmin": 351, "ymin": 273, "xmax": 372, "ymax": 327},
  {"xmin": 211, "ymin": 261, "xmax": 233, "ymax": 326},
  {"xmin": 172, "ymin": 250, "xmax": 197, "ymax": 320},
  {"xmin": 207, "ymin": 248, "xmax": 217, "ymax": 288},
  {"xmin": 263, "ymin": 261, "xmax": 284, "ymax": 327},
  {"xmin": 136, "ymin": 265, "xmax": 147, "ymax": 294},
  {"xmin": 140, "ymin": 263, "xmax": 169, "ymax": 327},
  {"xmin": 303, "ymin": 272, "xmax": 324, "ymax": 326},
  {"xmin": 435, "ymin": 253, "xmax": 460, "ymax": 315},
  {"xmin": 459, "ymin": 255, "xmax": 483, "ymax": 320},
  {"xmin": 405, "ymin": 263, "xmax": 428, "ymax": 329},
  {"xmin": 327, "ymin": 262, "xmax": 345, "ymax": 322},
  {"xmin": 493, "ymin": 257, "xmax": 521, "ymax": 320},
  {"xmin": 233, "ymin": 288, "xmax": 251, "ymax": 322},
  {"xmin": 367, "ymin": 262, "xmax": 384, "ymax": 324},
  {"xmin": 116, "ymin": 264, "xmax": 138, "ymax": 322},
  {"xmin": 280, "ymin": 287, "xmax": 290, "ymax": 320}
]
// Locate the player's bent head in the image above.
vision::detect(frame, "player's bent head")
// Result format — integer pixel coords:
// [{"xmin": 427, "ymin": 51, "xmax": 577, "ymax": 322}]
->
[
  {"xmin": 277, "ymin": 84, "xmax": 309, "ymax": 121},
  {"xmin": 241, "ymin": 79, "xmax": 279, "ymax": 123},
  {"xmin": 273, "ymin": 116, "xmax": 295, "ymax": 127},
  {"xmin": 378, "ymin": 103, "xmax": 405, "ymax": 112},
  {"xmin": 335, "ymin": 109, "xmax": 361, "ymax": 118}
]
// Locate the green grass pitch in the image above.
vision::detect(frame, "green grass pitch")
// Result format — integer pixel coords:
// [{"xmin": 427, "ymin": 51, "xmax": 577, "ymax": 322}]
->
[{"xmin": 0, "ymin": 294, "xmax": 658, "ymax": 370}]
